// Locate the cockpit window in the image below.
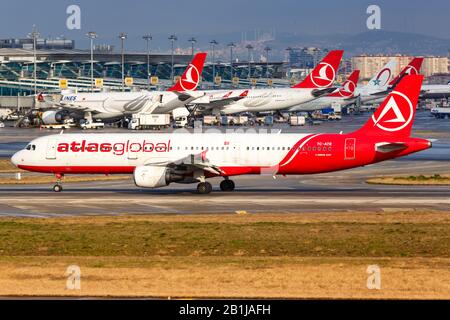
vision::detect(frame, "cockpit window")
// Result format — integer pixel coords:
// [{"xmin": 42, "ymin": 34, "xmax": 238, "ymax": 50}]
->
[{"xmin": 25, "ymin": 144, "xmax": 36, "ymax": 151}]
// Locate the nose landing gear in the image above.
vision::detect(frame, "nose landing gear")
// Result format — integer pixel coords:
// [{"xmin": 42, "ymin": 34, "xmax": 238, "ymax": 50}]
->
[
  {"xmin": 53, "ymin": 173, "xmax": 64, "ymax": 192},
  {"xmin": 197, "ymin": 181, "xmax": 212, "ymax": 194}
]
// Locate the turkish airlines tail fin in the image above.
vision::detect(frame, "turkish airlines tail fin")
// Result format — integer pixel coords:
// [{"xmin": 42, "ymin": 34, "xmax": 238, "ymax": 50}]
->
[
  {"xmin": 389, "ymin": 57, "xmax": 424, "ymax": 86},
  {"xmin": 327, "ymin": 70, "xmax": 360, "ymax": 98},
  {"xmin": 292, "ymin": 50, "xmax": 344, "ymax": 89},
  {"xmin": 168, "ymin": 52, "xmax": 207, "ymax": 92},
  {"xmin": 364, "ymin": 59, "xmax": 397, "ymax": 90},
  {"xmin": 355, "ymin": 75, "xmax": 423, "ymax": 137}
]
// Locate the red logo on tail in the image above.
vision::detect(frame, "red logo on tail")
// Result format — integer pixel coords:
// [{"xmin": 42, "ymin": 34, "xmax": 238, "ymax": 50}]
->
[
  {"xmin": 179, "ymin": 64, "xmax": 200, "ymax": 91},
  {"xmin": 310, "ymin": 62, "xmax": 336, "ymax": 88}
]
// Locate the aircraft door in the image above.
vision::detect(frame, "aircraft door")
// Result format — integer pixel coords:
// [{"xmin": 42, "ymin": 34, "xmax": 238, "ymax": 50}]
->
[
  {"xmin": 46, "ymin": 138, "xmax": 57, "ymax": 160},
  {"xmin": 344, "ymin": 138, "xmax": 356, "ymax": 160}
]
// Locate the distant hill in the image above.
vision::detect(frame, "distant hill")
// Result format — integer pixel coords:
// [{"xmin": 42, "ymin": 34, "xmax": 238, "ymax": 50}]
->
[{"xmin": 266, "ymin": 30, "xmax": 450, "ymax": 58}]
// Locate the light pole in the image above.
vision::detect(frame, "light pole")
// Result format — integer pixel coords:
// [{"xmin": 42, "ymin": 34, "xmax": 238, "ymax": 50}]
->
[
  {"xmin": 86, "ymin": 31, "xmax": 97, "ymax": 92},
  {"xmin": 28, "ymin": 25, "xmax": 40, "ymax": 95},
  {"xmin": 210, "ymin": 40, "xmax": 218, "ymax": 85},
  {"xmin": 188, "ymin": 37, "xmax": 196, "ymax": 57},
  {"xmin": 168, "ymin": 35, "xmax": 177, "ymax": 84},
  {"xmin": 264, "ymin": 46, "xmax": 271, "ymax": 79},
  {"xmin": 143, "ymin": 34, "xmax": 152, "ymax": 88},
  {"xmin": 286, "ymin": 47, "xmax": 293, "ymax": 79},
  {"xmin": 118, "ymin": 32, "xmax": 127, "ymax": 91},
  {"xmin": 228, "ymin": 42, "xmax": 236, "ymax": 82},
  {"xmin": 245, "ymin": 44, "xmax": 253, "ymax": 80}
]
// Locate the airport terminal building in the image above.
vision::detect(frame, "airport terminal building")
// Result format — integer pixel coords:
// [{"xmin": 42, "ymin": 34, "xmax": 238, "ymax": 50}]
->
[{"xmin": 0, "ymin": 46, "xmax": 285, "ymax": 96}]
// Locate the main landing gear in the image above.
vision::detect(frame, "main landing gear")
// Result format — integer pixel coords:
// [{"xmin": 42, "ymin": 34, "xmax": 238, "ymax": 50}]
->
[
  {"xmin": 196, "ymin": 179, "xmax": 236, "ymax": 194},
  {"xmin": 220, "ymin": 179, "xmax": 235, "ymax": 192},
  {"xmin": 53, "ymin": 173, "xmax": 64, "ymax": 192}
]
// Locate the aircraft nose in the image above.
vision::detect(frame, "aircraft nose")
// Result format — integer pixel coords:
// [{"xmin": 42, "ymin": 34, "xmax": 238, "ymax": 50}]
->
[{"xmin": 11, "ymin": 151, "xmax": 22, "ymax": 167}]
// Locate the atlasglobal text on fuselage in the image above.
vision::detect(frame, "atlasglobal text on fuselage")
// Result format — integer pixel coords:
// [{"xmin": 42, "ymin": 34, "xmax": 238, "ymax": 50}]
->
[{"xmin": 11, "ymin": 75, "xmax": 431, "ymax": 194}]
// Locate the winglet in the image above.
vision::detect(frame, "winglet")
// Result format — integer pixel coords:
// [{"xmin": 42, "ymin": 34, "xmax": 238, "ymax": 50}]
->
[
  {"xmin": 239, "ymin": 90, "xmax": 249, "ymax": 97},
  {"xmin": 168, "ymin": 52, "xmax": 207, "ymax": 92},
  {"xmin": 292, "ymin": 50, "xmax": 344, "ymax": 89}
]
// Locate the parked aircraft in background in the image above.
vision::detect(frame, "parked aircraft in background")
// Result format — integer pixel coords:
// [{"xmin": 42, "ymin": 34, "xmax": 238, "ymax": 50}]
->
[
  {"xmin": 39, "ymin": 53, "xmax": 208, "ymax": 124},
  {"xmin": 11, "ymin": 75, "xmax": 430, "ymax": 194},
  {"xmin": 287, "ymin": 70, "xmax": 360, "ymax": 112},
  {"xmin": 190, "ymin": 50, "xmax": 344, "ymax": 115},
  {"xmin": 351, "ymin": 59, "xmax": 397, "ymax": 105}
]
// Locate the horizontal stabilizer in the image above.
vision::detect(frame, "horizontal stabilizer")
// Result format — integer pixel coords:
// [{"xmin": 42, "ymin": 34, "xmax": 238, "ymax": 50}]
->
[{"xmin": 375, "ymin": 142, "xmax": 408, "ymax": 153}]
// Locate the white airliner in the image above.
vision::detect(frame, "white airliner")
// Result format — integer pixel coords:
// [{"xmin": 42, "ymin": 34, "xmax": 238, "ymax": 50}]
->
[
  {"xmin": 287, "ymin": 70, "xmax": 360, "ymax": 112},
  {"xmin": 40, "ymin": 53, "xmax": 207, "ymax": 124},
  {"xmin": 191, "ymin": 50, "xmax": 344, "ymax": 115},
  {"xmin": 11, "ymin": 75, "xmax": 431, "ymax": 194},
  {"xmin": 352, "ymin": 59, "xmax": 397, "ymax": 105}
]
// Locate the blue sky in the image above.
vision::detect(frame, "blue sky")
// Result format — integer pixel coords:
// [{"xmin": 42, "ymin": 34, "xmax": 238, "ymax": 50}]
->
[{"xmin": 1, "ymin": 0, "xmax": 449, "ymax": 50}]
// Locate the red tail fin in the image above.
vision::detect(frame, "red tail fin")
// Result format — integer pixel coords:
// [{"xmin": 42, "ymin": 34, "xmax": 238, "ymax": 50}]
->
[
  {"xmin": 327, "ymin": 70, "xmax": 360, "ymax": 98},
  {"xmin": 356, "ymin": 75, "xmax": 423, "ymax": 137},
  {"xmin": 389, "ymin": 57, "xmax": 424, "ymax": 86},
  {"xmin": 292, "ymin": 50, "xmax": 344, "ymax": 89},
  {"xmin": 168, "ymin": 52, "xmax": 207, "ymax": 92}
]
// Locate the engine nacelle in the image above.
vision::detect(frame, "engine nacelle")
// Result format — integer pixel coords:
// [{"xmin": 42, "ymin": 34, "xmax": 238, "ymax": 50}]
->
[
  {"xmin": 41, "ymin": 110, "xmax": 70, "ymax": 124},
  {"xmin": 133, "ymin": 165, "xmax": 183, "ymax": 188}
]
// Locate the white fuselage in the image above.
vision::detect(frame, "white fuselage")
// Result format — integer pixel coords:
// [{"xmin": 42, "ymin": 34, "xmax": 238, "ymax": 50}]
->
[
  {"xmin": 60, "ymin": 90, "xmax": 201, "ymax": 118},
  {"xmin": 13, "ymin": 133, "xmax": 311, "ymax": 170},
  {"xmin": 287, "ymin": 96, "xmax": 347, "ymax": 112},
  {"xmin": 197, "ymin": 88, "xmax": 318, "ymax": 114}
]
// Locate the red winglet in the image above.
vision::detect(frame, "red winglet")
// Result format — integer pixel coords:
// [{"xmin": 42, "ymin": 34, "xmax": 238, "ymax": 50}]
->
[
  {"xmin": 239, "ymin": 90, "xmax": 249, "ymax": 97},
  {"xmin": 223, "ymin": 91, "xmax": 233, "ymax": 98}
]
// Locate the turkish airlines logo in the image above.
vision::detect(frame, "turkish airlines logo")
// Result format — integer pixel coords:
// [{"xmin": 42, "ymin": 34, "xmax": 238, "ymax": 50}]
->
[
  {"xmin": 310, "ymin": 62, "xmax": 335, "ymax": 88},
  {"xmin": 179, "ymin": 63, "xmax": 200, "ymax": 91},
  {"xmin": 372, "ymin": 91, "xmax": 413, "ymax": 132},
  {"xmin": 338, "ymin": 79, "xmax": 356, "ymax": 97},
  {"xmin": 404, "ymin": 65, "xmax": 418, "ymax": 76},
  {"xmin": 373, "ymin": 68, "xmax": 391, "ymax": 86}
]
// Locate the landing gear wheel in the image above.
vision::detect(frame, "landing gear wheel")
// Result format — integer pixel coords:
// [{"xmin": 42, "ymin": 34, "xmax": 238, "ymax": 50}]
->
[
  {"xmin": 53, "ymin": 184, "xmax": 63, "ymax": 192},
  {"xmin": 197, "ymin": 182, "xmax": 212, "ymax": 194},
  {"xmin": 220, "ymin": 179, "xmax": 235, "ymax": 191}
]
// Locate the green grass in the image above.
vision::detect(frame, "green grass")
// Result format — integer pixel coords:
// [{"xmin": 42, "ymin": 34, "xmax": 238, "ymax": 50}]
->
[
  {"xmin": 0, "ymin": 219, "xmax": 448, "ymax": 258},
  {"xmin": 397, "ymin": 174, "xmax": 447, "ymax": 181}
]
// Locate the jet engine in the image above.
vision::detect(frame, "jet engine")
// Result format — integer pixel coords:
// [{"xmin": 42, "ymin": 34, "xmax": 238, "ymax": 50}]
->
[
  {"xmin": 41, "ymin": 110, "xmax": 71, "ymax": 124},
  {"xmin": 133, "ymin": 165, "xmax": 184, "ymax": 188}
]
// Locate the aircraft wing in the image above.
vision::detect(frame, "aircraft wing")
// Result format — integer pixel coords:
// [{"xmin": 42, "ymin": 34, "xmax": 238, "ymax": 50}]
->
[
  {"xmin": 191, "ymin": 90, "xmax": 249, "ymax": 110},
  {"xmin": 143, "ymin": 149, "xmax": 223, "ymax": 175},
  {"xmin": 311, "ymin": 87, "xmax": 338, "ymax": 98}
]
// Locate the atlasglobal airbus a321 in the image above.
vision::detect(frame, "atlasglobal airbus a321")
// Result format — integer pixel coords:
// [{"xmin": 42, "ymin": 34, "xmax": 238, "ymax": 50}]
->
[{"xmin": 11, "ymin": 75, "xmax": 431, "ymax": 194}]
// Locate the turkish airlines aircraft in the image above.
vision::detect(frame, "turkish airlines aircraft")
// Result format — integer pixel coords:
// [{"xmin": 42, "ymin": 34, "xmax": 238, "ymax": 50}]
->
[
  {"xmin": 192, "ymin": 50, "xmax": 344, "ymax": 115},
  {"xmin": 40, "ymin": 53, "xmax": 207, "ymax": 124},
  {"xmin": 12, "ymin": 75, "xmax": 430, "ymax": 194},
  {"xmin": 287, "ymin": 70, "xmax": 360, "ymax": 112}
]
